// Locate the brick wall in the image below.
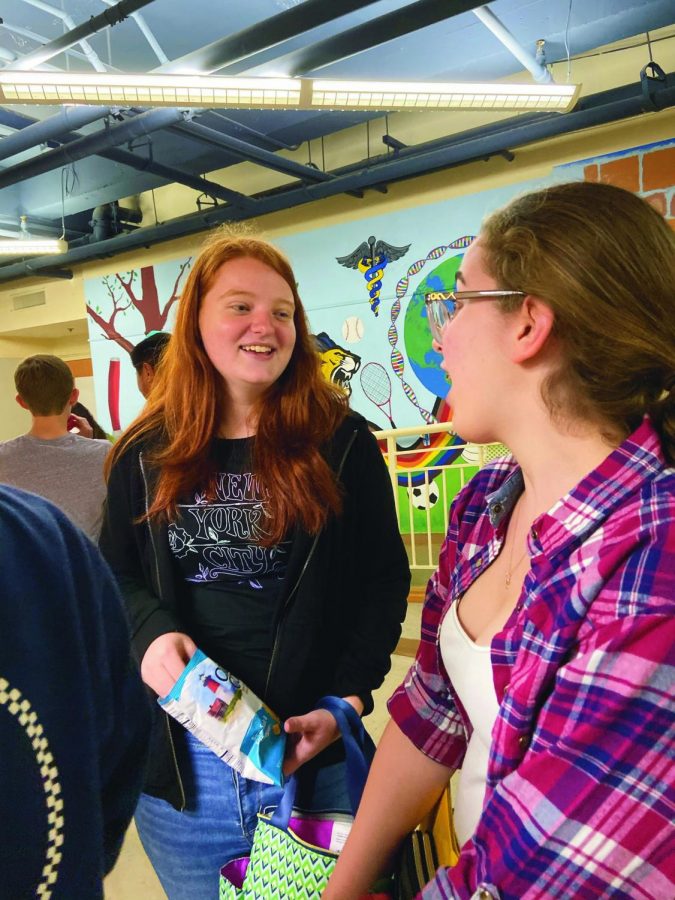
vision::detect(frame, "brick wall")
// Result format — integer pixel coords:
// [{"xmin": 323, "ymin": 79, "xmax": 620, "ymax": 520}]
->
[{"xmin": 583, "ymin": 143, "xmax": 675, "ymax": 229}]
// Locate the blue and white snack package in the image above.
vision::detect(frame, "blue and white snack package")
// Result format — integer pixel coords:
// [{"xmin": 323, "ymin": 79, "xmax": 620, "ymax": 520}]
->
[{"xmin": 158, "ymin": 649, "xmax": 286, "ymax": 785}]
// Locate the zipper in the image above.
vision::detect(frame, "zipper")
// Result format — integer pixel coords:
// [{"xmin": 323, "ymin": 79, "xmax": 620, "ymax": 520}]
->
[
  {"xmin": 164, "ymin": 715, "xmax": 186, "ymax": 811},
  {"xmin": 140, "ymin": 452, "xmax": 187, "ymax": 812},
  {"xmin": 263, "ymin": 427, "xmax": 359, "ymax": 700}
]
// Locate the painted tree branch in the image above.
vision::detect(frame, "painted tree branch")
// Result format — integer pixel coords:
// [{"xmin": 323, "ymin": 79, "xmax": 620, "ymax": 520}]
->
[
  {"xmin": 115, "ymin": 272, "xmax": 137, "ymax": 306},
  {"xmin": 85, "ymin": 304, "xmax": 134, "ymax": 354},
  {"xmin": 159, "ymin": 258, "xmax": 192, "ymax": 329}
]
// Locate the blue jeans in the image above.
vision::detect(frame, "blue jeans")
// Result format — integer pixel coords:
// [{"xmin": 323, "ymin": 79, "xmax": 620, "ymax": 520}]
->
[{"xmin": 135, "ymin": 732, "xmax": 350, "ymax": 900}]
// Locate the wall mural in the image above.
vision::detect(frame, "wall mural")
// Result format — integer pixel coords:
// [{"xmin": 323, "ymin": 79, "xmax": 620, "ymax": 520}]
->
[
  {"xmin": 85, "ymin": 136, "xmax": 675, "ymax": 529},
  {"xmin": 336, "ymin": 235, "xmax": 410, "ymax": 317},
  {"xmin": 85, "ymin": 258, "xmax": 193, "ymax": 432}
]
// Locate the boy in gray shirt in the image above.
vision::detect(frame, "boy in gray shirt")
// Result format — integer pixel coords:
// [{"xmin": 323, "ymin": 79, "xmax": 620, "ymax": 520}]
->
[{"xmin": 0, "ymin": 355, "xmax": 110, "ymax": 541}]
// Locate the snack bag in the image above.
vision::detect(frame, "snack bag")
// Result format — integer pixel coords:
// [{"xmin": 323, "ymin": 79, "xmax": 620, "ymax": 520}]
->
[{"xmin": 158, "ymin": 649, "xmax": 285, "ymax": 785}]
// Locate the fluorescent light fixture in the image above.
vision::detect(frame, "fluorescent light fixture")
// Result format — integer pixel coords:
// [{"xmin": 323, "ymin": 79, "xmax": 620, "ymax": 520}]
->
[
  {"xmin": 0, "ymin": 237, "xmax": 68, "ymax": 255},
  {"xmin": 0, "ymin": 71, "xmax": 305, "ymax": 109},
  {"xmin": 311, "ymin": 79, "xmax": 580, "ymax": 112},
  {"xmin": 0, "ymin": 72, "xmax": 580, "ymax": 113}
]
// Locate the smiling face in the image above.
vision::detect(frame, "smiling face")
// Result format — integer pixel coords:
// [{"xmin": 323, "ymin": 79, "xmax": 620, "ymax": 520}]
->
[
  {"xmin": 435, "ymin": 238, "xmax": 515, "ymax": 443},
  {"xmin": 198, "ymin": 256, "xmax": 297, "ymax": 405}
]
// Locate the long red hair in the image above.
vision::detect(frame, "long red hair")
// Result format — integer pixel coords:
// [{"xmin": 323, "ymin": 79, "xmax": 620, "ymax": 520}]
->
[{"xmin": 107, "ymin": 231, "xmax": 348, "ymax": 543}]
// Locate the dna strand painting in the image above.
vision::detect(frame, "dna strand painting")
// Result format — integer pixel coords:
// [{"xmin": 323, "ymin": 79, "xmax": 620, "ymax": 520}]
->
[{"xmin": 336, "ymin": 235, "xmax": 410, "ymax": 317}]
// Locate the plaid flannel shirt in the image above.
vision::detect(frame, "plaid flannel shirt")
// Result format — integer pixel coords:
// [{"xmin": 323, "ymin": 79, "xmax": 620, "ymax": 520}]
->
[{"xmin": 388, "ymin": 417, "xmax": 675, "ymax": 899}]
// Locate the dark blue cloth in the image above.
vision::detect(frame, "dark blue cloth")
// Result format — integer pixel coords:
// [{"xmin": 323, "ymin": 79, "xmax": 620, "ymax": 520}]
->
[{"xmin": 0, "ymin": 486, "xmax": 150, "ymax": 899}]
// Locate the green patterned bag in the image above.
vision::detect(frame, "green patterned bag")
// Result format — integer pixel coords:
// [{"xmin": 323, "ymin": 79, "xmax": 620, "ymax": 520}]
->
[
  {"xmin": 219, "ymin": 697, "xmax": 376, "ymax": 899},
  {"xmin": 219, "ymin": 811, "xmax": 340, "ymax": 899}
]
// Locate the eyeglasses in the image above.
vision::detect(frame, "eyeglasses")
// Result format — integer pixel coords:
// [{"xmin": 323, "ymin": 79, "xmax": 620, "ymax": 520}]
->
[{"xmin": 424, "ymin": 290, "xmax": 526, "ymax": 343}]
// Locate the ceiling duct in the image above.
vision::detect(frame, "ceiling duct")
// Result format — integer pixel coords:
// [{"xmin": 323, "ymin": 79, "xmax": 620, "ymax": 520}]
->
[
  {"xmin": 0, "ymin": 106, "xmax": 254, "ymax": 211},
  {"xmin": 0, "ymin": 106, "xmax": 110, "ymax": 163},
  {"xmin": 0, "ymin": 108, "xmax": 192, "ymax": 190}
]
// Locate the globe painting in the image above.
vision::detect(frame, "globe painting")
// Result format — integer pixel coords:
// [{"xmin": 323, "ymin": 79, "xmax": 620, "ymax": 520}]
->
[{"xmin": 403, "ymin": 254, "xmax": 463, "ymax": 404}]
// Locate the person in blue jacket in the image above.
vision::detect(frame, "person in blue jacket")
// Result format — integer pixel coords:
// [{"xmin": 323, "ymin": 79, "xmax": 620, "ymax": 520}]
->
[{"xmin": 0, "ymin": 485, "xmax": 150, "ymax": 899}]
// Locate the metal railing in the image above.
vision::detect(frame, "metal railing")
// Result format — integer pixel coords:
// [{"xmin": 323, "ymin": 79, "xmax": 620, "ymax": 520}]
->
[{"xmin": 373, "ymin": 422, "xmax": 508, "ymax": 572}]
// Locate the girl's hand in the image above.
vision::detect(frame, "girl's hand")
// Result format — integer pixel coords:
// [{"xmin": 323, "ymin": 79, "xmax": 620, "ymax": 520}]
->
[
  {"xmin": 283, "ymin": 695, "xmax": 364, "ymax": 775},
  {"xmin": 140, "ymin": 632, "xmax": 197, "ymax": 697},
  {"xmin": 283, "ymin": 709, "xmax": 340, "ymax": 775}
]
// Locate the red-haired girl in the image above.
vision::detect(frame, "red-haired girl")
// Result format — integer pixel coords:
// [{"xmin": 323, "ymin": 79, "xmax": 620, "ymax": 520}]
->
[{"xmin": 100, "ymin": 232, "xmax": 410, "ymax": 898}]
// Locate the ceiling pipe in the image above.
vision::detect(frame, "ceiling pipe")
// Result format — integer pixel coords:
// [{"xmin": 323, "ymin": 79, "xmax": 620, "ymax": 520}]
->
[
  {"xmin": 472, "ymin": 5, "xmax": 552, "ymax": 84},
  {"xmin": 154, "ymin": 0, "xmax": 382, "ymax": 74},
  {"xmin": 0, "ymin": 72, "xmax": 673, "ymax": 284},
  {"xmin": 0, "ymin": 211, "xmax": 85, "ymax": 237},
  {"xmin": 0, "ymin": 106, "xmax": 110, "ymax": 162},
  {"xmin": 0, "ymin": 108, "xmax": 191, "ymax": 190},
  {"xmin": 253, "ymin": 0, "xmax": 486, "ymax": 77},
  {"xmin": 10, "ymin": 0, "xmax": 156, "ymax": 70},
  {"xmin": 0, "ymin": 106, "xmax": 254, "ymax": 211},
  {"xmin": 18, "ymin": 0, "xmax": 108, "ymax": 72},
  {"xmin": 89, "ymin": 202, "xmax": 142, "ymax": 242}
]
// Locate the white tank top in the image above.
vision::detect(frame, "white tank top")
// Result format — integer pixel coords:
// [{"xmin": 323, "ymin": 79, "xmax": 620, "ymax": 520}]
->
[{"xmin": 439, "ymin": 600, "xmax": 499, "ymax": 847}]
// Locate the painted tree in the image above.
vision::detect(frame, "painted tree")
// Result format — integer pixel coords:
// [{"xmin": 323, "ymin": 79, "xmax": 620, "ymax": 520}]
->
[{"xmin": 86, "ymin": 259, "xmax": 192, "ymax": 353}]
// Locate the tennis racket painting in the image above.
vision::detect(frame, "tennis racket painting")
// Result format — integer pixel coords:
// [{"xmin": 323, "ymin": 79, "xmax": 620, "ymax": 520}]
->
[{"xmin": 360, "ymin": 362, "xmax": 397, "ymax": 428}]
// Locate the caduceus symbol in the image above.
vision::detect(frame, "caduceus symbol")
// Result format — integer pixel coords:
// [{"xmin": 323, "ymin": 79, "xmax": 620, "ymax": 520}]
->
[{"xmin": 336, "ymin": 235, "xmax": 410, "ymax": 317}]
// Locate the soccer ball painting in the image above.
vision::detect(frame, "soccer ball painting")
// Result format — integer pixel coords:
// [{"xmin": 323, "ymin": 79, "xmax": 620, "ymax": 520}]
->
[{"xmin": 409, "ymin": 481, "xmax": 440, "ymax": 510}]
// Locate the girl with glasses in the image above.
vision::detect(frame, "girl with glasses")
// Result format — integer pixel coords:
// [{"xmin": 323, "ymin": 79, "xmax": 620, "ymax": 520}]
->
[{"xmin": 326, "ymin": 180, "xmax": 675, "ymax": 899}]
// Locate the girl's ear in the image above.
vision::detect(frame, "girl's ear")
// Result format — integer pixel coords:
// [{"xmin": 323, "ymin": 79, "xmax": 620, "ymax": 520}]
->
[{"xmin": 509, "ymin": 295, "xmax": 555, "ymax": 364}]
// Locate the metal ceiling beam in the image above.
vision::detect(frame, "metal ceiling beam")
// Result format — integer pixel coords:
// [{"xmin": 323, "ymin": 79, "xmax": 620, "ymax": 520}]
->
[
  {"xmin": 10, "ymin": 0, "xmax": 157, "ymax": 70},
  {"xmin": 207, "ymin": 112, "xmax": 300, "ymax": 153},
  {"xmin": 0, "ymin": 108, "xmax": 190, "ymax": 190},
  {"xmin": 1, "ymin": 72, "xmax": 673, "ymax": 284},
  {"xmin": 102, "ymin": 147, "xmax": 255, "ymax": 210},
  {"xmin": 171, "ymin": 120, "xmax": 340, "ymax": 186},
  {"xmin": 256, "ymin": 0, "xmax": 486, "ymax": 76},
  {"xmin": 155, "ymin": 0, "xmax": 383, "ymax": 74}
]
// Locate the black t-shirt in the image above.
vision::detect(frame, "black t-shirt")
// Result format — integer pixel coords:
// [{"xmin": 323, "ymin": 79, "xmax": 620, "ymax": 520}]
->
[{"xmin": 167, "ymin": 437, "xmax": 290, "ymax": 697}]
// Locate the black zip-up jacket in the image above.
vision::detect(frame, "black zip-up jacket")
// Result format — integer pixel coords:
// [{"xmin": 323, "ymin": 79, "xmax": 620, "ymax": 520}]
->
[{"xmin": 99, "ymin": 412, "xmax": 410, "ymax": 809}]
